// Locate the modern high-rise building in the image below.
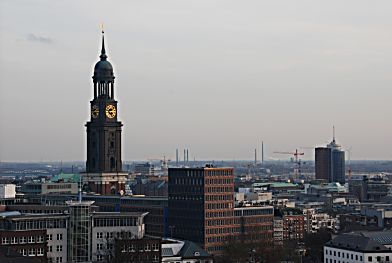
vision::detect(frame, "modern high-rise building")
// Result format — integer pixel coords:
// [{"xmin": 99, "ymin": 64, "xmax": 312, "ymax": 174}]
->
[
  {"xmin": 168, "ymin": 166, "xmax": 235, "ymax": 254},
  {"xmin": 82, "ymin": 30, "xmax": 127, "ymax": 195},
  {"xmin": 315, "ymin": 132, "xmax": 345, "ymax": 184}
]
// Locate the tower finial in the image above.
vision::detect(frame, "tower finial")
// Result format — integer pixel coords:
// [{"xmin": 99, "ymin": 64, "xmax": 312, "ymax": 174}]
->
[{"xmin": 99, "ymin": 24, "xmax": 107, "ymax": 61}]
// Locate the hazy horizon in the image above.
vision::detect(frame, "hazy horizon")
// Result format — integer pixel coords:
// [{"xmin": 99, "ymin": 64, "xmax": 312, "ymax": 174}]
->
[{"xmin": 1, "ymin": 1, "xmax": 392, "ymax": 162}]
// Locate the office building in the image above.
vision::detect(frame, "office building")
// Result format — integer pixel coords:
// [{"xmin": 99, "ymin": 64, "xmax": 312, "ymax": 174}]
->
[
  {"xmin": 315, "ymin": 133, "xmax": 345, "ymax": 183},
  {"xmin": 233, "ymin": 206, "xmax": 274, "ymax": 246},
  {"xmin": 168, "ymin": 166, "xmax": 234, "ymax": 254}
]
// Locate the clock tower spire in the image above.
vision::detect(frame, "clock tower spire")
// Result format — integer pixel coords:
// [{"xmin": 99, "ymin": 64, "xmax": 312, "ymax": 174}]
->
[{"xmin": 83, "ymin": 30, "xmax": 126, "ymax": 195}]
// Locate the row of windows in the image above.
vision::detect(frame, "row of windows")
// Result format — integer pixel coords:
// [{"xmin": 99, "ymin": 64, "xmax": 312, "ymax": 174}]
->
[
  {"xmin": 244, "ymin": 225, "xmax": 273, "ymax": 232},
  {"xmin": 168, "ymin": 195, "xmax": 203, "ymax": 201},
  {"xmin": 206, "ymin": 203, "xmax": 230, "ymax": 210},
  {"xmin": 325, "ymin": 249, "xmax": 390, "ymax": 262},
  {"xmin": 96, "ymin": 231, "xmax": 138, "ymax": 240},
  {"xmin": 206, "ymin": 170, "xmax": 233, "ymax": 177},
  {"xmin": 206, "ymin": 187, "xmax": 232, "ymax": 193},
  {"xmin": 11, "ymin": 219, "xmax": 67, "ymax": 230},
  {"xmin": 234, "ymin": 208, "xmax": 274, "ymax": 216},
  {"xmin": 120, "ymin": 243, "xmax": 160, "ymax": 253},
  {"xmin": 206, "ymin": 227, "xmax": 237, "ymax": 235},
  {"xmin": 206, "ymin": 211, "xmax": 233, "ymax": 218},
  {"xmin": 48, "ymin": 245, "xmax": 63, "ymax": 252},
  {"xmin": 207, "ymin": 236, "xmax": 231, "ymax": 244},
  {"xmin": 242, "ymin": 217, "xmax": 273, "ymax": 224},
  {"xmin": 206, "ymin": 219, "xmax": 233, "ymax": 226},
  {"xmin": 19, "ymin": 248, "xmax": 45, "ymax": 257},
  {"xmin": 206, "ymin": 178, "xmax": 233, "ymax": 185},
  {"xmin": 46, "ymin": 184, "xmax": 73, "ymax": 189},
  {"xmin": 173, "ymin": 178, "xmax": 203, "ymax": 186},
  {"xmin": 2, "ymin": 236, "xmax": 45, "ymax": 244},
  {"xmin": 205, "ymin": 194, "xmax": 232, "ymax": 201},
  {"xmin": 47, "ymin": 233, "xmax": 63, "ymax": 241},
  {"xmin": 93, "ymin": 218, "xmax": 140, "ymax": 227}
]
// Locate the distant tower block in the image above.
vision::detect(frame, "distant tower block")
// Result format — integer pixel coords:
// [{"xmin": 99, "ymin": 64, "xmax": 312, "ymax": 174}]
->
[{"xmin": 315, "ymin": 127, "xmax": 345, "ymax": 183}]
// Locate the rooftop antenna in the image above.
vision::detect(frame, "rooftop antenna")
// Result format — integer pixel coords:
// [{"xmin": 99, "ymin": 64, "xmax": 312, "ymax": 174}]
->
[{"xmin": 333, "ymin": 125, "xmax": 336, "ymax": 143}]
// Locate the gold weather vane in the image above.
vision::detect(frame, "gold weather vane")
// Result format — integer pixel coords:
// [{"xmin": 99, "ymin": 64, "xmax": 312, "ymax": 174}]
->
[{"xmin": 100, "ymin": 23, "xmax": 104, "ymax": 33}]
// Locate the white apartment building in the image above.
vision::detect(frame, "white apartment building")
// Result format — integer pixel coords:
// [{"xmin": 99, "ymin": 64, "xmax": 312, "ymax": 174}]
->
[{"xmin": 324, "ymin": 232, "xmax": 392, "ymax": 263}]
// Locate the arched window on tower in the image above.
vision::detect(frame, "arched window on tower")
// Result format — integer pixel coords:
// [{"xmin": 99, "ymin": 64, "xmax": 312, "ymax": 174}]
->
[{"xmin": 110, "ymin": 157, "xmax": 115, "ymax": 169}]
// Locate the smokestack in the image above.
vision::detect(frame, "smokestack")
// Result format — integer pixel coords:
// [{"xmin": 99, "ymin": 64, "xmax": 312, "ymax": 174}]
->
[
  {"xmin": 187, "ymin": 149, "xmax": 189, "ymax": 163},
  {"xmin": 184, "ymin": 149, "xmax": 186, "ymax": 163},
  {"xmin": 254, "ymin": 148, "xmax": 257, "ymax": 166},
  {"xmin": 262, "ymin": 141, "xmax": 264, "ymax": 165},
  {"xmin": 176, "ymin": 149, "xmax": 179, "ymax": 166}
]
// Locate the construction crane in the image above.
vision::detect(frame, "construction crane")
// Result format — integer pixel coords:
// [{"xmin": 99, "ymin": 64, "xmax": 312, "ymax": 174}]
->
[
  {"xmin": 147, "ymin": 156, "xmax": 172, "ymax": 172},
  {"xmin": 273, "ymin": 149, "xmax": 305, "ymax": 179}
]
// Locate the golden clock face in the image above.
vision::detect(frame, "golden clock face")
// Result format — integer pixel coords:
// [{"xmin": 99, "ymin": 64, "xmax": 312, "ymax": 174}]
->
[
  {"xmin": 91, "ymin": 105, "xmax": 99, "ymax": 118},
  {"xmin": 105, "ymin": 104, "xmax": 116, "ymax": 119}
]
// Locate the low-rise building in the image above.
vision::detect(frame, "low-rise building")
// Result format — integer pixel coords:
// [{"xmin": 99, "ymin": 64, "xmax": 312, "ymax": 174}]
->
[
  {"xmin": 0, "ymin": 201, "xmax": 148, "ymax": 263},
  {"xmin": 161, "ymin": 238, "xmax": 213, "ymax": 263},
  {"xmin": 324, "ymin": 232, "xmax": 392, "ymax": 263}
]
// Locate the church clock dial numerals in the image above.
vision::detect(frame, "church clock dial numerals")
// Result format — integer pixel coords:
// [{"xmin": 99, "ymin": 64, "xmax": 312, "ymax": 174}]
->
[
  {"xmin": 91, "ymin": 105, "xmax": 99, "ymax": 118},
  {"xmin": 105, "ymin": 105, "xmax": 116, "ymax": 119}
]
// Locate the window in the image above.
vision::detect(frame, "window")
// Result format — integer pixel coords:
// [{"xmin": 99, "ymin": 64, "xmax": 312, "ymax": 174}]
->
[
  {"xmin": 28, "ymin": 236, "xmax": 35, "ymax": 243},
  {"xmin": 97, "ymin": 255, "xmax": 103, "ymax": 262},
  {"xmin": 20, "ymin": 236, "xmax": 27, "ymax": 244},
  {"xmin": 386, "ymin": 256, "xmax": 390, "ymax": 261},
  {"xmin": 37, "ymin": 236, "xmax": 44, "ymax": 243},
  {"xmin": 56, "ymin": 257, "xmax": 63, "ymax": 263},
  {"xmin": 97, "ymin": 232, "xmax": 103, "ymax": 239},
  {"xmin": 57, "ymin": 234, "xmax": 63, "ymax": 240},
  {"xmin": 369, "ymin": 256, "xmax": 372, "ymax": 262},
  {"xmin": 2, "ymin": 237, "xmax": 9, "ymax": 244},
  {"xmin": 145, "ymin": 244, "xmax": 151, "ymax": 251},
  {"xmin": 377, "ymin": 256, "xmax": 381, "ymax": 262},
  {"xmin": 37, "ymin": 248, "xmax": 44, "ymax": 256},
  {"xmin": 152, "ymin": 243, "xmax": 159, "ymax": 251},
  {"xmin": 20, "ymin": 249, "xmax": 27, "ymax": 256},
  {"xmin": 56, "ymin": 245, "xmax": 62, "ymax": 252},
  {"xmin": 28, "ymin": 248, "xmax": 35, "ymax": 256},
  {"xmin": 10, "ymin": 237, "xmax": 17, "ymax": 244},
  {"xmin": 47, "ymin": 234, "xmax": 52, "ymax": 241},
  {"xmin": 97, "ymin": 243, "xmax": 103, "ymax": 251},
  {"xmin": 48, "ymin": 246, "xmax": 53, "ymax": 252},
  {"xmin": 356, "ymin": 255, "xmax": 358, "ymax": 260}
]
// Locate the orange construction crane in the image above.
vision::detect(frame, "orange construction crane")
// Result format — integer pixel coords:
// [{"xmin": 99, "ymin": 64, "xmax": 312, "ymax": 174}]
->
[{"xmin": 273, "ymin": 149, "xmax": 304, "ymax": 163}]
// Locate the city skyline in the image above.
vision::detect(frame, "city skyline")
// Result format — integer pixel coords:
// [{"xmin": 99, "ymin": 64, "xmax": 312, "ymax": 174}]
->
[{"xmin": 1, "ymin": 1, "xmax": 392, "ymax": 162}]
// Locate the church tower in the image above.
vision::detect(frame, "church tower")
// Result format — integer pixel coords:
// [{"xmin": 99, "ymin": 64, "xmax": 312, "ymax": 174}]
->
[{"xmin": 83, "ymin": 30, "xmax": 127, "ymax": 195}]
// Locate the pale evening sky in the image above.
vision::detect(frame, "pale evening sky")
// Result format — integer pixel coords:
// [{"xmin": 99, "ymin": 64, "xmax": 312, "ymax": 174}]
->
[{"xmin": 0, "ymin": 0, "xmax": 392, "ymax": 162}]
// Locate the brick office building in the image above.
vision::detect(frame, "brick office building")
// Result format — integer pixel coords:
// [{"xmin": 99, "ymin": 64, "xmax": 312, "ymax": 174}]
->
[
  {"xmin": 233, "ymin": 206, "xmax": 274, "ymax": 246},
  {"xmin": 168, "ymin": 166, "xmax": 235, "ymax": 254}
]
